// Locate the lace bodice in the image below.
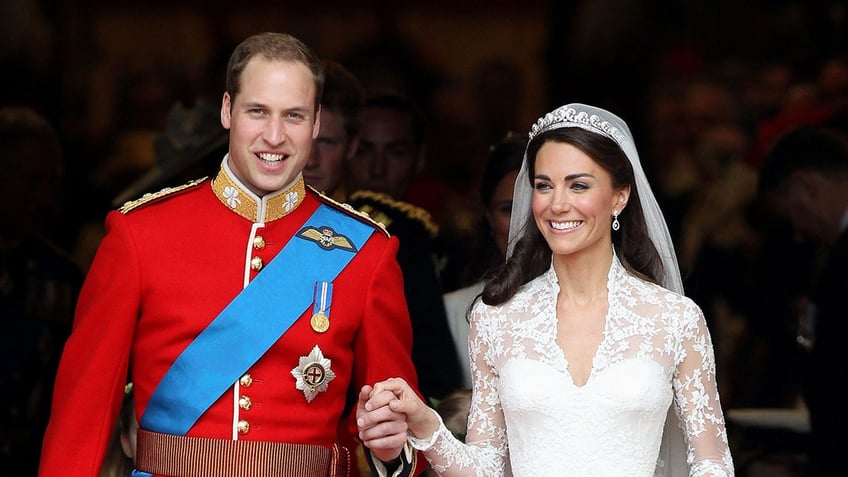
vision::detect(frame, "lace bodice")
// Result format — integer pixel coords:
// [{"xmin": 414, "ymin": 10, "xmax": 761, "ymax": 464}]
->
[{"xmin": 410, "ymin": 257, "xmax": 734, "ymax": 476}]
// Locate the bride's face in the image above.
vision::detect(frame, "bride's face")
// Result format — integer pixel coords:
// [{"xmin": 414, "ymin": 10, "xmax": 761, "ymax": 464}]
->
[{"xmin": 531, "ymin": 141, "xmax": 627, "ymax": 258}]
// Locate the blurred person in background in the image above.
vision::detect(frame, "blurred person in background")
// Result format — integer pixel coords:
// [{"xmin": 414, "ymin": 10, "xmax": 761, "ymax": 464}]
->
[
  {"xmin": 442, "ymin": 131, "xmax": 524, "ymax": 388},
  {"xmin": 347, "ymin": 91, "xmax": 462, "ymax": 403},
  {"xmin": 0, "ymin": 106, "xmax": 83, "ymax": 475},
  {"xmin": 757, "ymin": 125, "xmax": 848, "ymax": 476},
  {"xmin": 303, "ymin": 59, "xmax": 364, "ymax": 202}
]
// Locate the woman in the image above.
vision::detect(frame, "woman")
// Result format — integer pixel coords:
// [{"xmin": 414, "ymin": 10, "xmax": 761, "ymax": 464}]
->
[
  {"xmin": 358, "ymin": 104, "xmax": 735, "ymax": 476},
  {"xmin": 443, "ymin": 131, "xmax": 525, "ymax": 388}
]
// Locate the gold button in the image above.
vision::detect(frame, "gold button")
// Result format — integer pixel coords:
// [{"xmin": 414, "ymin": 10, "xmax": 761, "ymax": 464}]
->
[
  {"xmin": 250, "ymin": 256, "xmax": 263, "ymax": 271},
  {"xmin": 253, "ymin": 236, "xmax": 265, "ymax": 249},
  {"xmin": 239, "ymin": 374, "xmax": 253, "ymax": 387},
  {"xmin": 239, "ymin": 395, "xmax": 252, "ymax": 410},
  {"xmin": 237, "ymin": 419, "xmax": 250, "ymax": 434}
]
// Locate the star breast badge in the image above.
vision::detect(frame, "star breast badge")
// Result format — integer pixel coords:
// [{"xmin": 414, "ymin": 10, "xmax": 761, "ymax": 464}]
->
[
  {"xmin": 291, "ymin": 345, "xmax": 337, "ymax": 402},
  {"xmin": 296, "ymin": 226, "xmax": 357, "ymax": 252}
]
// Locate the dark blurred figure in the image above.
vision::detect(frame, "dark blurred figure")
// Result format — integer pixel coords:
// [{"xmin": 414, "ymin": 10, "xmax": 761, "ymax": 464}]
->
[
  {"xmin": 757, "ymin": 125, "xmax": 848, "ymax": 476},
  {"xmin": 69, "ymin": 99, "xmax": 229, "ymax": 274},
  {"xmin": 346, "ymin": 91, "xmax": 462, "ymax": 402},
  {"xmin": 303, "ymin": 59, "xmax": 364, "ymax": 202},
  {"xmin": 347, "ymin": 91, "xmax": 427, "ymax": 204},
  {"xmin": 110, "ymin": 99, "xmax": 228, "ymax": 209},
  {"xmin": 472, "ymin": 59, "xmax": 526, "ymax": 149},
  {"xmin": 442, "ymin": 131, "xmax": 525, "ymax": 388},
  {"xmin": 0, "ymin": 106, "xmax": 83, "ymax": 474}
]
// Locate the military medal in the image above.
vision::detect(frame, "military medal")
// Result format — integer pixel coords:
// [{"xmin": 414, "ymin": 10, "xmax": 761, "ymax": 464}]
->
[
  {"xmin": 310, "ymin": 281, "xmax": 333, "ymax": 333},
  {"xmin": 291, "ymin": 345, "xmax": 336, "ymax": 402},
  {"xmin": 311, "ymin": 312, "xmax": 329, "ymax": 333}
]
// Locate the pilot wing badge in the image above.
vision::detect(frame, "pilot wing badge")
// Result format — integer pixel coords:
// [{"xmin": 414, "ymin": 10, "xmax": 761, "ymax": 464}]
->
[{"xmin": 297, "ymin": 226, "xmax": 357, "ymax": 252}]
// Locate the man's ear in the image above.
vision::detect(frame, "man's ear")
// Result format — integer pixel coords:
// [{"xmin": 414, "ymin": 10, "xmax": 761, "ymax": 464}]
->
[
  {"xmin": 346, "ymin": 134, "xmax": 360, "ymax": 161},
  {"xmin": 220, "ymin": 92, "xmax": 232, "ymax": 129},
  {"xmin": 313, "ymin": 105, "xmax": 322, "ymax": 139},
  {"xmin": 795, "ymin": 170, "xmax": 825, "ymax": 200}
]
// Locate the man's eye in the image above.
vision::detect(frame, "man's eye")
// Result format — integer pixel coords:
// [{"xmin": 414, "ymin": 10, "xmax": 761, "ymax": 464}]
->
[
  {"xmin": 354, "ymin": 147, "xmax": 374, "ymax": 160},
  {"xmin": 387, "ymin": 147, "xmax": 413, "ymax": 159}
]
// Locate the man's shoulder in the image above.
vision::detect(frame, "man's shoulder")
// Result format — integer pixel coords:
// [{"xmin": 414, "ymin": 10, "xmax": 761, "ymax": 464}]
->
[
  {"xmin": 307, "ymin": 186, "xmax": 390, "ymax": 238},
  {"xmin": 118, "ymin": 177, "xmax": 209, "ymax": 214},
  {"xmin": 346, "ymin": 190, "xmax": 438, "ymax": 239}
]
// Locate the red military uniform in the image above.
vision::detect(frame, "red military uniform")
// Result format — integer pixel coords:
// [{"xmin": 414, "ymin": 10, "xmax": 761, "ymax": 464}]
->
[{"xmin": 39, "ymin": 163, "xmax": 420, "ymax": 476}]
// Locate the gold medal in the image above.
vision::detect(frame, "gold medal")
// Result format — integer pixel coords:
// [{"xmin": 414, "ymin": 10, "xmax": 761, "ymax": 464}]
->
[{"xmin": 311, "ymin": 312, "xmax": 329, "ymax": 333}]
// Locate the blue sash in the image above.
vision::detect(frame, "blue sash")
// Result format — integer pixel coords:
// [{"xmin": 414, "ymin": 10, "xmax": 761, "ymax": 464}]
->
[{"xmin": 140, "ymin": 204, "xmax": 373, "ymax": 435}]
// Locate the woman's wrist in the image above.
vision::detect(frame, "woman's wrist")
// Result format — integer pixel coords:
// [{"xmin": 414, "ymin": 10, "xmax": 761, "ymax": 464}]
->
[
  {"xmin": 407, "ymin": 408, "xmax": 444, "ymax": 450},
  {"xmin": 408, "ymin": 407, "xmax": 441, "ymax": 438}
]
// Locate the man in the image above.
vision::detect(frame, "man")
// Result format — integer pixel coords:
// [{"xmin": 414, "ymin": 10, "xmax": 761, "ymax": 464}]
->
[
  {"xmin": 757, "ymin": 125, "xmax": 848, "ymax": 476},
  {"xmin": 347, "ymin": 92, "xmax": 426, "ymax": 203},
  {"xmin": 346, "ymin": 91, "xmax": 462, "ymax": 402},
  {"xmin": 302, "ymin": 59, "xmax": 363, "ymax": 202},
  {"xmin": 0, "ymin": 107, "xmax": 82, "ymax": 474},
  {"xmin": 40, "ymin": 32, "xmax": 419, "ymax": 477}
]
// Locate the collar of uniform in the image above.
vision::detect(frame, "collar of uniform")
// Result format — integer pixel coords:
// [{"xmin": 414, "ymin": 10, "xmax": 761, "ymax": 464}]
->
[{"xmin": 211, "ymin": 158, "xmax": 305, "ymax": 223}]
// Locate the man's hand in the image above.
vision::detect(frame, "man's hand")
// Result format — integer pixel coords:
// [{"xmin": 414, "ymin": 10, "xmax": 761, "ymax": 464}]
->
[
  {"xmin": 356, "ymin": 383, "xmax": 409, "ymax": 463},
  {"xmin": 359, "ymin": 378, "xmax": 440, "ymax": 444}
]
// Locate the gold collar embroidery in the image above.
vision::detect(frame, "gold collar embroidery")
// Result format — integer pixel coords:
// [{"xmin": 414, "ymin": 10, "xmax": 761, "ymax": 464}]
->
[{"xmin": 211, "ymin": 166, "xmax": 305, "ymax": 223}]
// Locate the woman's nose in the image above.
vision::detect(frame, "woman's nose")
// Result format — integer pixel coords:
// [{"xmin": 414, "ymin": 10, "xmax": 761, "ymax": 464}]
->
[{"xmin": 550, "ymin": 190, "xmax": 569, "ymax": 213}]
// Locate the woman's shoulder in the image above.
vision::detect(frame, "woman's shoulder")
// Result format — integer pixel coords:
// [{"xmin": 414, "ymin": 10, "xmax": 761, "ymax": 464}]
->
[
  {"xmin": 623, "ymin": 272, "xmax": 703, "ymax": 314},
  {"xmin": 471, "ymin": 271, "xmax": 552, "ymax": 318}
]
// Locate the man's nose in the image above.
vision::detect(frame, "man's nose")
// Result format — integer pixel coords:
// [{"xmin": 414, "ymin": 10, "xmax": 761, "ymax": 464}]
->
[
  {"xmin": 368, "ymin": 149, "xmax": 387, "ymax": 177},
  {"xmin": 263, "ymin": 116, "xmax": 288, "ymax": 145}
]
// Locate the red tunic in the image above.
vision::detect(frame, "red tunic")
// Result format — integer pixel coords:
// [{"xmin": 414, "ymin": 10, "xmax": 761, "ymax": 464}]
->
[{"xmin": 39, "ymin": 168, "xmax": 419, "ymax": 476}]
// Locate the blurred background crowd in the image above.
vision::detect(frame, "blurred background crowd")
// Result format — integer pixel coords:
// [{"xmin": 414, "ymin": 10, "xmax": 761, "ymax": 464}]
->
[{"xmin": 2, "ymin": 0, "xmax": 847, "ymax": 475}]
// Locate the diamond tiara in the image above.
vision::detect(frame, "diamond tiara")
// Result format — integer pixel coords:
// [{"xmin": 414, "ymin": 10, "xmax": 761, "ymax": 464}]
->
[{"xmin": 529, "ymin": 105, "xmax": 625, "ymax": 143}]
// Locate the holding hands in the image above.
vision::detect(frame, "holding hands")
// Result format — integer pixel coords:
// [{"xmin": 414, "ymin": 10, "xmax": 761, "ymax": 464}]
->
[{"xmin": 357, "ymin": 377, "xmax": 440, "ymax": 448}]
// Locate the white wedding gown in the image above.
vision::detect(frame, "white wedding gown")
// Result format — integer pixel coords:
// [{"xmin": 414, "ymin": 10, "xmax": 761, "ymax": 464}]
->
[{"xmin": 410, "ymin": 256, "xmax": 735, "ymax": 476}]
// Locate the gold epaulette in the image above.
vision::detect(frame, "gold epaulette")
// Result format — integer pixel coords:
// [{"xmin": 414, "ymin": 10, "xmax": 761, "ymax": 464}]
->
[
  {"xmin": 348, "ymin": 190, "xmax": 438, "ymax": 237},
  {"xmin": 307, "ymin": 185, "xmax": 390, "ymax": 237},
  {"xmin": 119, "ymin": 177, "xmax": 208, "ymax": 214}
]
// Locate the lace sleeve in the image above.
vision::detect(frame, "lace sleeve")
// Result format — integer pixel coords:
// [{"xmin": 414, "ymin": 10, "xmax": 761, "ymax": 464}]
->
[
  {"xmin": 672, "ymin": 298, "xmax": 735, "ymax": 477},
  {"xmin": 410, "ymin": 304, "xmax": 509, "ymax": 476}
]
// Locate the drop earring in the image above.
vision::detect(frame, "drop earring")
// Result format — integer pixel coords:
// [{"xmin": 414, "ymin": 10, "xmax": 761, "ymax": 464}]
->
[{"xmin": 612, "ymin": 210, "xmax": 620, "ymax": 231}]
